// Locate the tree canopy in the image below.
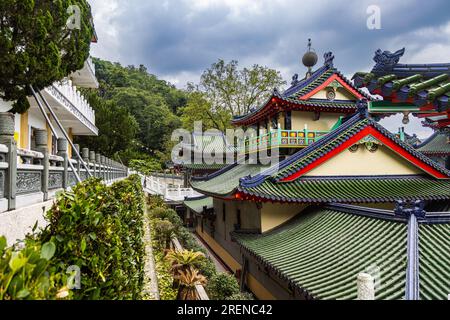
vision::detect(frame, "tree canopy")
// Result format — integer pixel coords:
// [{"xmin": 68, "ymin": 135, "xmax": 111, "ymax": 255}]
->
[
  {"xmin": 182, "ymin": 59, "xmax": 286, "ymax": 131},
  {"xmin": 0, "ymin": 0, "xmax": 94, "ymax": 113},
  {"xmin": 76, "ymin": 59, "xmax": 185, "ymax": 165},
  {"xmin": 198, "ymin": 59, "xmax": 286, "ymax": 116}
]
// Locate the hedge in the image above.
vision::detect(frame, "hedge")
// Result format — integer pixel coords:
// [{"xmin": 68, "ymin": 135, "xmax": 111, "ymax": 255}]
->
[{"xmin": 0, "ymin": 175, "xmax": 145, "ymax": 300}]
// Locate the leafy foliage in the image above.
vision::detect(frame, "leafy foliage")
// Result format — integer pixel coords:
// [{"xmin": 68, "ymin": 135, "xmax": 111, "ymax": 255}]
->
[
  {"xmin": 130, "ymin": 159, "xmax": 162, "ymax": 175},
  {"xmin": 75, "ymin": 90, "xmax": 139, "ymax": 157},
  {"xmin": 225, "ymin": 292, "xmax": 254, "ymax": 300},
  {"xmin": 175, "ymin": 267, "xmax": 207, "ymax": 300},
  {"xmin": 166, "ymin": 249, "xmax": 206, "ymax": 275},
  {"xmin": 1, "ymin": 175, "xmax": 145, "ymax": 300},
  {"xmin": 180, "ymin": 91, "xmax": 232, "ymax": 132},
  {"xmin": 0, "ymin": 237, "xmax": 69, "ymax": 300},
  {"xmin": 153, "ymin": 249, "xmax": 177, "ymax": 300},
  {"xmin": 76, "ymin": 59, "xmax": 186, "ymax": 163},
  {"xmin": 207, "ymin": 272, "xmax": 240, "ymax": 300},
  {"xmin": 187, "ymin": 59, "xmax": 286, "ymax": 120},
  {"xmin": 0, "ymin": 0, "xmax": 94, "ymax": 113},
  {"xmin": 37, "ymin": 175, "xmax": 145, "ymax": 300}
]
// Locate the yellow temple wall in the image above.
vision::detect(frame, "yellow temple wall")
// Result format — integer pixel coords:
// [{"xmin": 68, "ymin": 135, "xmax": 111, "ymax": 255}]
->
[
  {"xmin": 260, "ymin": 202, "xmax": 307, "ymax": 233},
  {"xmin": 305, "ymin": 144, "xmax": 423, "ymax": 176},
  {"xmin": 291, "ymin": 111, "xmax": 344, "ymax": 131}
]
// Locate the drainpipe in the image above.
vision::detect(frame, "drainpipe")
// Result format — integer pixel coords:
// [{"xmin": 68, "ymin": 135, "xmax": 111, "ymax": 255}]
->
[
  {"xmin": 29, "ymin": 86, "xmax": 82, "ymax": 183},
  {"xmin": 32, "ymin": 86, "xmax": 92, "ymax": 178}
]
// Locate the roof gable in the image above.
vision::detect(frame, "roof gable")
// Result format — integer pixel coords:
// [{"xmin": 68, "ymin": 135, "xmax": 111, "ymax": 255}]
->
[
  {"xmin": 304, "ymin": 139, "xmax": 423, "ymax": 177},
  {"xmin": 232, "ymin": 53, "xmax": 371, "ymax": 126},
  {"xmin": 240, "ymin": 111, "xmax": 450, "ymax": 187}
]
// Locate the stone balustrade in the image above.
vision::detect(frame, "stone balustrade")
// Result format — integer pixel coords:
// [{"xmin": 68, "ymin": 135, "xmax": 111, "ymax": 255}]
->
[
  {"xmin": 46, "ymin": 80, "xmax": 97, "ymax": 135},
  {"xmin": 0, "ymin": 112, "xmax": 129, "ymax": 213}
]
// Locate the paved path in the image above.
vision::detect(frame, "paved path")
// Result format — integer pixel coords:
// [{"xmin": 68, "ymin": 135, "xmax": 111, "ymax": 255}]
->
[
  {"xmin": 142, "ymin": 207, "xmax": 160, "ymax": 300},
  {"xmin": 192, "ymin": 232, "xmax": 228, "ymax": 274}
]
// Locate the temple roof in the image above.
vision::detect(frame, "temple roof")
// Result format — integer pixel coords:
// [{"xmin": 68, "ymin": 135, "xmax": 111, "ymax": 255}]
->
[
  {"xmin": 177, "ymin": 131, "xmax": 236, "ymax": 170},
  {"xmin": 232, "ymin": 53, "xmax": 371, "ymax": 126},
  {"xmin": 191, "ymin": 110, "xmax": 450, "ymax": 202},
  {"xmin": 232, "ymin": 205, "xmax": 450, "ymax": 300},
  {"xmin": 416, "ymin": 132, "xmax": 450, "ymax": 156},
  {"xmin": 183, "ymin": 196, "xmax": 213, "ymax": 214},
  {"xmin": 191, "ymin": 163, "xmax": 268, "ymax": 197},
  {"xmin": 238, "ymin": 175, "xmax": 450, "ymax": 203},
  {"xmin": 352, "ymin": 48, "xmax": 450, "ymax": 129}
]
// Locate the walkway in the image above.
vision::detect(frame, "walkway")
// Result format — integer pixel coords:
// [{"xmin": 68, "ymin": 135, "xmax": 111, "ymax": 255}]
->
[
  {"xmin": 142, "ymin": 206, "xmax": 160, "ymax": 300},
  {"xmin": 144, "ymin": 175, "xmax": 202, "ymax": 202},
  {"xmin": 191, "ymin": 232, "xmax": 228, "ymax": 273}
]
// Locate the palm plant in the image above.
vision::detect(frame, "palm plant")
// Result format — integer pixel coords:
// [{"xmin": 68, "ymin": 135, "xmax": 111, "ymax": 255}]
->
[
  {"xmin": 165, "ymin": 249, "xmax": 206, "ymax": 275},
  {"xmin": 175, "ymin": 267, "xmax": 207, "ymax": 300}
]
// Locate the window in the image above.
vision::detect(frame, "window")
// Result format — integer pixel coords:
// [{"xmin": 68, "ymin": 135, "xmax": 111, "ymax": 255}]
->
[
  {"xmin": 285, "ymin": 111, "xmax": 292, "ymax": 130},
  {"xmin": 236, "ymin": 209, "xmax": 241, "ymax": 227}
]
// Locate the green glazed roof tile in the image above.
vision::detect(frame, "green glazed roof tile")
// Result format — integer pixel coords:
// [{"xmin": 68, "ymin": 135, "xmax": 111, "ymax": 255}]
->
[
  {"xmin": 183, "ymin": 197, "xmax": 213, "ymax": 214},
  {"xmin": 241, "ymin": 176, "xmax": 450, "ymax": 203},
  {"xmin": 233, "ymin": 207, "xmax": 408, "ymax": 300}
]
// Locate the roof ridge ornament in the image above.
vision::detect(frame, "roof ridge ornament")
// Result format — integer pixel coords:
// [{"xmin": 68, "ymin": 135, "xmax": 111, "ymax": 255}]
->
[
  {"xmin": 394, "ymin": 200, "xmax": 426, "ymax": 218},
  {"xmin": 372, "ymin": 48, "xmax": 405, "ymax": 72},
  {"xmin": 324, "ymin": 52, "xmax": 335, "ymax": 68},
  {"xmin": 291, "ymin": 74, "xmax": 299, "ymax": 86},
  {"xmin": 302, "ymin": 39, "xmax": 318, "ymax": 78},
  {"xmin": 357, "ymin": 99, "xmax": 369, "ymax": 117}
]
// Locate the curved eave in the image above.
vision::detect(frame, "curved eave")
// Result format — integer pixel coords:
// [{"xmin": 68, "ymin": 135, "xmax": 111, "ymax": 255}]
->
[
  {"xmin": 232, "ymin": 96, "xmax": 356, "ymax": 127},
  {"xmin": 236, "ymin": 187, "xmax": 450, "ymax": 204}
]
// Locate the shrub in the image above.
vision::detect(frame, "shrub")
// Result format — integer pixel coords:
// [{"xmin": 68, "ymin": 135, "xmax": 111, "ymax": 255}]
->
[
  {"xmin": 175, "ymin": 266, "xmax": 207, "ymax": 300},
  {"xmin": 152, "ymin": 219, "xmax": 175, "ymax": 250},
  {"xmin": 165, "ymin": 249, "xmax": 206, "ymax": 275},
  {"xmin": 195, "ymin": 258, "xmax": 217, "ymax": 279},
  {"xmin": 1, "ymin": 175, "xmax": 145, "ymax": 300},
  {"xmin": 207, "ymin": 272, "xmax": 240, "ymax": 300},
  {"xmin": 225, "ymin": 292, "xmax": 254, "ymax": 300},
  {"xmin": 149, "ymin": 207, "xmax": 183, "ymax": 229},
  {"xmin": 147, "ymin": 195, "xmax": 165, "ymax": 210},
  {"xmin": 36, "ymin": 175, "xmax": 145, "ymax": 300},
  {"xmin": 154, "ymin": 250, "xmax": 177, "ymax": 300},
  {"xmin": 0, "ymin": 237, "xmax": 69, "ymax": 300}
]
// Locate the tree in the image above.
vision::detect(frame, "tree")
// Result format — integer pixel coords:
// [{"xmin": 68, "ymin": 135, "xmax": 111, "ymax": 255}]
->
[
  {"xmin": 74, "ymin": 91, "xmax": 139, "ymax": 158},
  {"xmin": 180, "ymin": 91, "xmax": 232, "ymax": 132},
  {"xmin": 197, "ymin": 59, "xmax": 286, "ymax": 117},
  {"xmin": 165, "ymin": 249, "xmax": 206, "ymax": 275},
  {"xmin": 175, "ymin": 267, "xmax": 207, "ymax": 300},
  {"xmin": 0, "ymin": 0, "xmax": 94, "ymax": 113},
  {"xmin": 129, "ymin": 159, "xmax": 161, "ymax": 175},
  {"xmin": 92, "ymin": 59, "xmax": 186, "ymax": 160}
]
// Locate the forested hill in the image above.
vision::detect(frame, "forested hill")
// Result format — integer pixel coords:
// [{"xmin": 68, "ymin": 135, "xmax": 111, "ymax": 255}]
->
[{"xmin": 76, "ymin": 58, "xmax": 188, "ymax": 165}]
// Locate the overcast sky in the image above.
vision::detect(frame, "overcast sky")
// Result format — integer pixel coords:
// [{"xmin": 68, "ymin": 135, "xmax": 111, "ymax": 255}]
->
[{"xmin": 90, "ymin": 0, "xmax": 450, "ymax": 138}]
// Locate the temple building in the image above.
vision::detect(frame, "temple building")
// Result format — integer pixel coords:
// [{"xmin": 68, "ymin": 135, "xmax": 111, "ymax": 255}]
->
[
  {"xmin": 0, "ymin": 18, "xmax": 99, "ymax": 159},
  {"xmin": 352, "ymin": 48, "xmax": 449, "ymax": 169},
  {"xmin": 187, "ymin": 47, "xmax": 450, "ymax": 300},
  {"xmin": 416, "ymin": 133, "xmax": 450, "ymax": 169}
]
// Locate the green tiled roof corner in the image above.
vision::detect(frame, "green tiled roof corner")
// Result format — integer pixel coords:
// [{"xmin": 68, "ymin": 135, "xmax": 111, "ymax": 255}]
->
[
  {"xmin": 233, "ymin": 207, "xmax": 408, "ymax": 300},
  {"xmin": 240, "ymin": 176, "xmax": 450, "ymax": 203},
  {"xmin": 417, "ymin": 133, "xmax": 450, "ymax": 155},
  {"xmin": 183, "ymin": 197, "xmax": 213, "ymax": 214},
  {"xmin": 182, "ymin": 163, "xmax": 228, "ymax": 170},
  {"xmin": 191, "ymin": 163, "xmax": 268, "ymax": 196}
]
